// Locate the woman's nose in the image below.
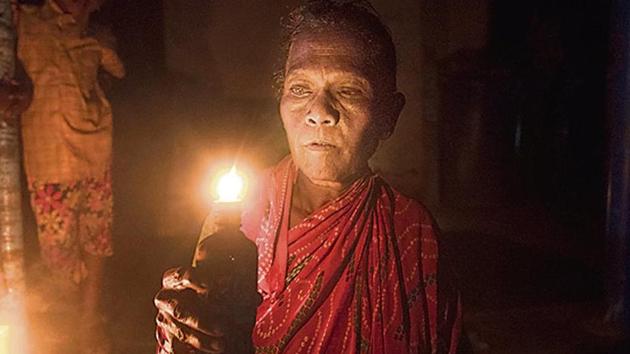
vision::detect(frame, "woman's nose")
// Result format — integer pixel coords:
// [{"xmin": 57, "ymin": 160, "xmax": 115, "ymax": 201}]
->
[{"xmin": 305, "ymin": 92, "xmax": 340, "ymax": 127}]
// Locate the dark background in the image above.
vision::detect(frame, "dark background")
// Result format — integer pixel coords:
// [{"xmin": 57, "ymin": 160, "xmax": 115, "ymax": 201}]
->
[{"xmin": 20, "ymin": 0, "xmax": 629, "ymax": 353}]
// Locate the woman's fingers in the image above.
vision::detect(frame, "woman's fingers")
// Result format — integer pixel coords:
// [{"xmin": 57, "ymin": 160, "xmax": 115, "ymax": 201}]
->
[
  {"xmin": 156, "ymin": 311, "xmax": 185, "ymax": 347},
  {"xmin": 155, "ymin": 312, "xmax": 177, "ymax": 354},
  {"xmin": 154, "ymin": 288, "xmax": 200, "ymax": 332},
  {"xmin": 156, "ymin": 310, "xmax": 226, "ymax": 354},
  {"xmin": 155, "ymin": 318, "xmax": 175, "ymax": 353},
  {"xmin": 154, "ymin": 288, "xmax": 225, "ymax": 337},
  {"xmin": 162, "ymin": 267, "xmax": 187, "ymax": 289},
  {"xmin": 156, "ymin": 266, "xmax": 228, "ymax": 352},
  {"xmin": 162, "ymin": 267, "xmax": 208, "ymax": 295}
]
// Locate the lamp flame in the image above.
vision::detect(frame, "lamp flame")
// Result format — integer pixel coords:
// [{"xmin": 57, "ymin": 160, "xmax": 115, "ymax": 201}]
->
[{"xmin": 216, "ymin": 166, "xmax": 245, "ymax": 203}]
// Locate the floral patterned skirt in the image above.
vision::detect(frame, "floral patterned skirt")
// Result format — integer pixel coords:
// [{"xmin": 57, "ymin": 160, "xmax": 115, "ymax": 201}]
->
[{"xmin": 29, "ymin": 170, "xmax": 114, "ymax": 284}]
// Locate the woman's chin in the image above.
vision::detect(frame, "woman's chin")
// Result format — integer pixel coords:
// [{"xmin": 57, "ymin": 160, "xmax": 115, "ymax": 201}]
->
[{"xmin": 299, "ymin": 167, "xmax": 358, "ymax": 189}]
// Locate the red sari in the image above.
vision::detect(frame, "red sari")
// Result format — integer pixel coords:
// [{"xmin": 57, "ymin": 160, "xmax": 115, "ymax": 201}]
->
[{"xmin": 242, "ymin": 158, "xmax": 461, "ymax": 354}]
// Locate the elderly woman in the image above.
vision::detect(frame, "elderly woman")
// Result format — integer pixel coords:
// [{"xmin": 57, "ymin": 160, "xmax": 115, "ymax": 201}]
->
[{"xmin": 155, "ymin": 1, "xmax": 462, "ymax": 353}]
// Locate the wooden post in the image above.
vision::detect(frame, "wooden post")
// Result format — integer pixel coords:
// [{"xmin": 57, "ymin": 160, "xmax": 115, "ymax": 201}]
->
[
  {"xmin": 606, "ymin": 0, "xmax": 630, "ymax": 333},
  {"xmin": 0, "ymin": 0, "xmax": 23, "ymax": 296},
  {"xmin": 0, "ymin": 2, "xmax": 29, "ymax": 352},
  {"xmin": 0, "ymin": 3, "xmax": 33, "ymax": 352}
]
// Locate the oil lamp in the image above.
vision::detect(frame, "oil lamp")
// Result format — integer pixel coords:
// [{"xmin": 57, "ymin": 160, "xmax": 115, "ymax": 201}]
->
[{"xmin": 194, "ymin": 166, "xmax": 259, "ymax": 353}]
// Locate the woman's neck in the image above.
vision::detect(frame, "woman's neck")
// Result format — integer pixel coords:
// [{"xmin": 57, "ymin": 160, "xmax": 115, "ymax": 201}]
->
[
  {"xmin": 289, "ymin": 169, "xmax": 368, "ymax": 227},
  {"xmin": 293, "ymin": 172, "xmax": 345, "ymax": 214}
]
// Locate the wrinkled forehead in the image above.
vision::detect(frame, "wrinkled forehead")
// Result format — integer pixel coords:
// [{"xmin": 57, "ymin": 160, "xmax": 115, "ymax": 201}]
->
[{"xmin": 285, "ymin": 31, "xmax": 380, "ymax": 80}]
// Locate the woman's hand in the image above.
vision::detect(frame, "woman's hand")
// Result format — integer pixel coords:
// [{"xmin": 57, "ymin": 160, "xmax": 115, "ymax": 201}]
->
[{"xmin": 155, "ymin": 267, "xmax": 226, "ymax": 354}]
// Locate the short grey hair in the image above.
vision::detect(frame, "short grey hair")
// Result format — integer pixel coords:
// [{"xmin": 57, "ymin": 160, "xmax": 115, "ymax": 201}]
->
[{"xmin": 274, "ymin": 0, "xmax": 398, "ymax": 98}]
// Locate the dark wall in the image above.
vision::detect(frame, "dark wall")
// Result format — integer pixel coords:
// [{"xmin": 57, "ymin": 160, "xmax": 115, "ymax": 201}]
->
[
  {"xmin": 160, "ymin": 0, "xmax": 492, "ymax": 209},
  {"xmin": 488, "ymin": 0, "xmax": 611, "ymax": 218},
  {"xmin": 99, "ymin": 0, "xmax": 611, "ymax": 238},
  {"xmin": 107, "ymin": 0, "xmax": 166, "ymax": 75}
]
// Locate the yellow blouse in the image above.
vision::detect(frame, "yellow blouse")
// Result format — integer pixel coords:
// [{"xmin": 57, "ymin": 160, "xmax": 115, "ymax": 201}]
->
[{"xmin": 17, "ymin": 0, "xmax": 124, "ymax": 183}]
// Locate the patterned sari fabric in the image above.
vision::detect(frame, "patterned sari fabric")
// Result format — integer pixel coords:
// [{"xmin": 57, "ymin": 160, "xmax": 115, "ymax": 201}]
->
[
  {"xmin": 242, "ymin": 158, "xmax": 461, "ymax": 354},
  {"xmin": 29, "ymin": 170, "xmax": 114, "ymax": 284}
]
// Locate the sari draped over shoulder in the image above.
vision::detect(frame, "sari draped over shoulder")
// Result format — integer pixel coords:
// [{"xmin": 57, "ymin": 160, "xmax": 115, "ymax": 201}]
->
[{"xmin": 241, "ymin": 157, "xmax": 462, "ymax": 354}]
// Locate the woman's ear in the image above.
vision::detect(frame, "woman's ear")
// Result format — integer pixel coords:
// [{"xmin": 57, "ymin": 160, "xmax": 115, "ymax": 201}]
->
[{"xmin": 379, "ymin": 92, "xmax": 405, "ymax": 140}]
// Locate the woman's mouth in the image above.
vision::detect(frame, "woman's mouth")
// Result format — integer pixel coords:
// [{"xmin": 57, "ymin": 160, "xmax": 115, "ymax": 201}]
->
[{"xmin": 305, "ymin": 141, "xmax": 336, "ymax": 152}]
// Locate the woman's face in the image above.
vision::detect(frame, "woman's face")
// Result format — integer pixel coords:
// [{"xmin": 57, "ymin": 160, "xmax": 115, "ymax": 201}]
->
[{"xmin": 280, "ymin": 30, "xmax": 402, "ymax": 187}]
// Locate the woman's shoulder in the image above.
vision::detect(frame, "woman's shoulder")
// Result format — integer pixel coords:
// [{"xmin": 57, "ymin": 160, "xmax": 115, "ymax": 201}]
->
[{"xmin": 376, "ymin": 176, "xmax": 436, "ymax": 228}]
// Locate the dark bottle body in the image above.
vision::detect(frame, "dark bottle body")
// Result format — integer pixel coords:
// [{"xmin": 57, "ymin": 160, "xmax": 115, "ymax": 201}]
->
[{"xmin": 195, "ymin": 227, "xmax": 260, "ymax": 353}]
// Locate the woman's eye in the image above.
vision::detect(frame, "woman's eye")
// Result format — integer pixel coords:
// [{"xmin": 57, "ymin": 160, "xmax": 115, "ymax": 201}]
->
[
  {"xmin": 289, "ymin": 85, "xmax": 311, "ymax": 97},
  {"xmin": 338, "ymin": 87, "xmax": 363, "ymax": 98}
]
